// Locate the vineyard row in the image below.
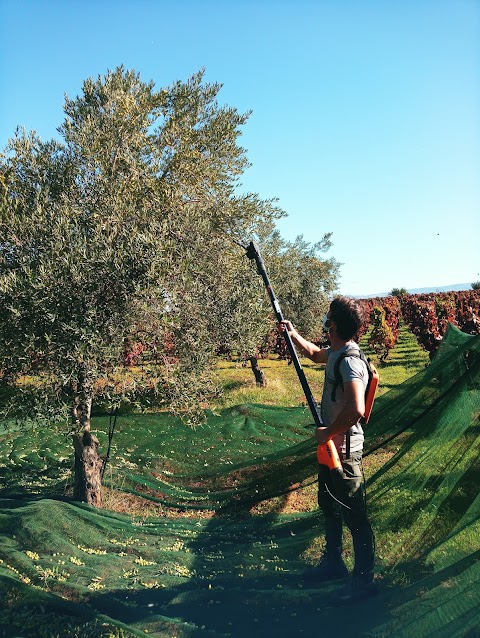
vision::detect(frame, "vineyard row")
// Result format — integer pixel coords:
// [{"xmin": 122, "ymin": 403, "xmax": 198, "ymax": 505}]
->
[{"xmin": 358, "ymin": 289, "xmax": 480, "ymax": 358}]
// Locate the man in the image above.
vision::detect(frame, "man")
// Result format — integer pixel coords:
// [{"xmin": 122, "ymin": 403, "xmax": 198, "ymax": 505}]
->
[{"xmin": 280, "ymin": 296, "xmax": 377, "ymax": 604}]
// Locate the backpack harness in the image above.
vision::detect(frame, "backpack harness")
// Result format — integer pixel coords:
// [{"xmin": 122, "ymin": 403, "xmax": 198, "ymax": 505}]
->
[{"xmin": 330, "ymin": 347, "xmax": 379, "ymax": 458}]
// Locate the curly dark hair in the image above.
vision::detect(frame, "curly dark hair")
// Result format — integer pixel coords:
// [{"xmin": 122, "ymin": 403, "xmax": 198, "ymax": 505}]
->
[{"xmin": 329, "ymin": 296, "xmax": 365, "ymax": 341}]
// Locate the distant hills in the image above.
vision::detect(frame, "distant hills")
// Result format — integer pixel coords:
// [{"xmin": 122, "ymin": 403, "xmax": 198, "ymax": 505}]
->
[{"xmin": 352, "ymin": 283, "xmax": 473, "ymax": 299}]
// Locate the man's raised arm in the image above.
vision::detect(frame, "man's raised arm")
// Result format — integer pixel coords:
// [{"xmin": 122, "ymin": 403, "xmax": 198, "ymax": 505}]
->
[{"xmin": 279, "ymin": 320, "xmax": 328, "ymax": 364}]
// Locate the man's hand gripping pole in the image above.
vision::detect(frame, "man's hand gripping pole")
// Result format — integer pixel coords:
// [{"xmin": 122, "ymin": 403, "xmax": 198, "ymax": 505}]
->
[{"xmin": 244, "ymin": 241, "xmax": 341, "ymax": 471}]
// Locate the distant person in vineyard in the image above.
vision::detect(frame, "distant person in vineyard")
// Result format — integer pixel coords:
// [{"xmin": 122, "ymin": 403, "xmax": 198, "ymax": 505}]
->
[{"xmin": 280, "ymin": 296, "xmax": 377, "ymax": 604}]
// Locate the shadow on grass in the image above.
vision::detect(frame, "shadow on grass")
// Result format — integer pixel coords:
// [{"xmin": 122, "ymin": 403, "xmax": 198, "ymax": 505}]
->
[
  {"xmin": 87, "ymin": 506, "xmax": 392, "ymax": 638},
  {"xmin": 221, "ymin": 380, "xmax": 245, "ymax": 392}
]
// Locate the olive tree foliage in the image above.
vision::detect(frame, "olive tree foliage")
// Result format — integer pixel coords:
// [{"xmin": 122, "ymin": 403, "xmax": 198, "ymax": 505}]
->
[
  {"xmin": 0, "ymin": 66, "xmax": 283, "ymax": 503},
  {"xmin": 214, "ymin": 221, "xmax": 340, "ymax": 376},
  {"xmin": 391, "ymin": 287, "xmax": 408, "ymax": 297},
  {"xmin": 258, "ymin": 225, "xmax": 340, "ymax": 341}
]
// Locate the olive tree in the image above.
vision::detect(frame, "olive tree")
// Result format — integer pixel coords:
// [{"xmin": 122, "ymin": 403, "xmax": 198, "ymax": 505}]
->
[
  {"xmin": 0, "ymin": 67, "xmax": 282, "ymax": 505},
  {"xmin": 391, "ymin": 287, "xmax": 408, "ymax": 297}
]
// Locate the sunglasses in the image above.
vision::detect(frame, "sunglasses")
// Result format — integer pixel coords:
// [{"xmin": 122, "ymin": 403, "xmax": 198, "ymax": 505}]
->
[{"xmin": 323, "ymin": 314, "xmax": 332, "ymax": 330}]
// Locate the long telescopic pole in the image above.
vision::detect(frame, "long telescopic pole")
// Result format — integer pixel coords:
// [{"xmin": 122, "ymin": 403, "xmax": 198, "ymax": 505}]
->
[
  {"xmin": 245, "ymin": 242, "xmax": 322, "ymax": 426},
  {"xmin": 244, "ymin": 241, "xmax": 341, "ymax": 470}
]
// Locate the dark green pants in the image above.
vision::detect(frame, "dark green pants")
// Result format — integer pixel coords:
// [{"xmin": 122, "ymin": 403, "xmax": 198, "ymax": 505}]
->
[{"xmin": 317, "ymin": 453, "xmax": 375, "ymax": 579}]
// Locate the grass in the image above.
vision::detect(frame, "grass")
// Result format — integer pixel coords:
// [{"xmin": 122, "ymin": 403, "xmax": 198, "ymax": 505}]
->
[
  {"xmin": 213, "ymin": 319, "xmax": 429, "ymax": 409},
  {"xmin": 360, "ymin": 321, "xmax": 430, "ymax": 393},
  {"xmin": 213, "ymin": 357, "xmax": 325, "ymax": 409}
]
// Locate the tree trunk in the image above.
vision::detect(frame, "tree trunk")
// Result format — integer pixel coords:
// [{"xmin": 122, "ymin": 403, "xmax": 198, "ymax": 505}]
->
[
  {"xmin": 71, "ymin": 385, "xmax": 102, "ymax": 506},
  {"xmin": 72, "ymin": 430, "xmax": 103, "ymax": 506},
  {"xmin": 249, "ymin": 356, "xmax": 267, "ymax": 387}
]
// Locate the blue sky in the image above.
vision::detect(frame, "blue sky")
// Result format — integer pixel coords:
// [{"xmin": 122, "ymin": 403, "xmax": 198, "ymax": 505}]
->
[{"xmin": 1, "ymin": 0, "xmax": 479, "ymax": 296}]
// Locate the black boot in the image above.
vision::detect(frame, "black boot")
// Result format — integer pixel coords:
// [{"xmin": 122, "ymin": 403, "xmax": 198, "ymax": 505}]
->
[
  {"xmin": 303, "ymin": 553, "xmax": 349, "ymax": 583},
  {"xmin": 329, "ymin": 573, "xmax": 379, "ymax": 604}
]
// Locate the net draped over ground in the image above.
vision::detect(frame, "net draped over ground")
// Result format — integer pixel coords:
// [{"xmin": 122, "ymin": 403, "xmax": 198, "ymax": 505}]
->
[{"xmin": 0, "ymin": 324, "xmax": 479, "ymax": 637}]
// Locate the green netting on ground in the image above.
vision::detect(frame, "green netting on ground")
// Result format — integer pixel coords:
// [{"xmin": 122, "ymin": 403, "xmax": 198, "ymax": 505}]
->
[
  {"xmin": 1, "ymin": 324, "xmax": 479, "ymax": 637},
  {"xmin": 0, "ymin": 403, "xmax": 317, "ymax": 509},
  {"xmin": 103, "ymin": 404, "xmax": 317, "ymax": 511}
]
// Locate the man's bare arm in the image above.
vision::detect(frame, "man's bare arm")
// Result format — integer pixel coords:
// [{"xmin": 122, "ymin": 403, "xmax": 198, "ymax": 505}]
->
[
  {"xmin": 315, "ymin": 381, "xmax": 365, "ymax": 445},
  {"xmin": 279, "ymin": 320, "xmax": 328, "ymax": 364}
]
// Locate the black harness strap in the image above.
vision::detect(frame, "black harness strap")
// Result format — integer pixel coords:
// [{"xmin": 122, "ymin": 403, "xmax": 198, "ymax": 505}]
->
[{"xmin": 331, "ymin": 348, "xmax": 367, "ymax": 401}]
